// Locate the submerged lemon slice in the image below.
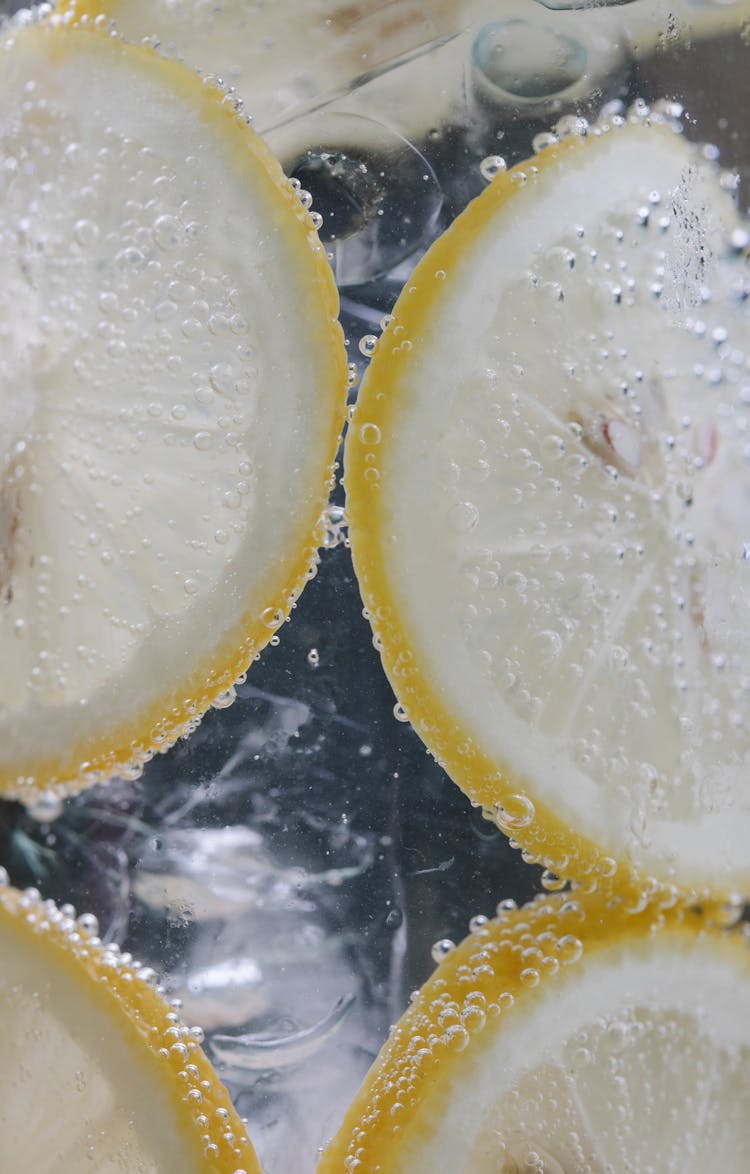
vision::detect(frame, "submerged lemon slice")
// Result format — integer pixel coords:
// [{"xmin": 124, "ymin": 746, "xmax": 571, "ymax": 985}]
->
[
  {"xmin": 0, "ymin": 877, "xmax": 261, "ymax": 1172},
  {"xmin": 62, "ymin": 0, "xmax": 459, "ymax": 134},
  {"xmin": 319, "ymin": 892, "xmax": 750, "ymax": 1172},
  {"xmin": 0, "ymin": 11, "xmax": 346, "ymax": 799},
  {"xmin": 346, "ymin": 113, "xmax": 750, "ymax": 898}
]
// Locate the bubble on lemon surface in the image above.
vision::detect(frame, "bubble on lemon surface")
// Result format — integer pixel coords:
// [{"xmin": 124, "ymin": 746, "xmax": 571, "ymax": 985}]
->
[
  {"xmin": 493, "ymin": 795, "xmax": 536, "ymax": 833},
  {"xmin": 480, "ymin": 155, "xmax": 507, "ymax": 183}
]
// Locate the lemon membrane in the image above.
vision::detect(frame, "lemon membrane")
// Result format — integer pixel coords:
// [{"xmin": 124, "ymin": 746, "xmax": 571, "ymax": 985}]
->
[
  {"xmin": 319, "ymin": 892, "xmax": 750, "ymax": 1172},
  {"xmin": 346, "ymin": 113, "xmax": 750, "ymax": 897},
  {"xmin": 0, "ymin": 875, "xmax": 261, "ymax": 1172},
  {"xmin": 0, "ymin": 10, "xmax": 346, "ymax": 798}
]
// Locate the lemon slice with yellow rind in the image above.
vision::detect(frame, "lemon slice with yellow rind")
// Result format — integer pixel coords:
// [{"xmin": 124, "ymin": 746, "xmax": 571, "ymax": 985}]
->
[
  {"xmin": 345, "ymin": 112, "xmax": 750, "ymax": 899},
  {"xmin": 0, "ymin": 875, "xmax": 261, "ymax": 1172},
  {"xmin": 319, "ymin": 891, "xmax": 750, "ymax": 1172},
  {"xmin": 0, "ymin": 9, "xmax": 346, "ymax": 801}
]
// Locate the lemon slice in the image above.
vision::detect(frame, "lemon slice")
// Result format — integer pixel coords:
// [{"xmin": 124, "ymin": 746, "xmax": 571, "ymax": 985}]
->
[
  {"xmin": 0, "ymin": 876, "xmax": 261, "ymax": 1172},
  {"xmin": 319, "ymin": 892, "xmax": 750, "ymax": 1171},
  {"xmin": 345, "ymin": 112, "xmax": 750, "ymax": 898},
  {"xmin": 0, "ymin": 10, "xmax": 346, "ymax": 800},
  {"xmin": 62, "ymin": 0, "xmax": 462, "ymax": 135}
]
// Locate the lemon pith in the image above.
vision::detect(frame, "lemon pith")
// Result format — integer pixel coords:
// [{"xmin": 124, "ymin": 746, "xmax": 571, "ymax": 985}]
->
[
  {"xmin": 0, "ymin": 878, "xmax": 262, "ymax": 1172},
  {"xmin": 345, "ymin": 113, "xmax": 750, "ymax": 899},
  {"xmin": 318, "ymin": 891, "xmax": 750, "ymax": 1172},
  {"xmin": 0, "ymin": 9, "xmax": 347, "ymax": 800}
]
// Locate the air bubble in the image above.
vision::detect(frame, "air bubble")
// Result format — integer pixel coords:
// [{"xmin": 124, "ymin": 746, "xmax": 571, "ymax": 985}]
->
[
  {"xmin": 431, "ymin": 938, "xmax": 456, "ymax": 963},
  {"xmin": 462, "ymin": 1005, "xmax": 486, "ymax": 1032},
  {"xmin": 555, "ymin": 113, "xmax": 589, "ymax": 139},
  {"xmin": 77, "ymin": 912, "xmax": 99, "ymax": 935},
  {"xmin": 73, "ymin": 218, "xmax": 99, "ymax": 247},
  {"xmin": 385, "ymin": 907, "xmax": 403, "ymax": 929},
  {"xmin": 493, "ymin": 794, "xmax": 535, "ymax": 831},
  {"xmin": 153, "ymin": 214, "xmax": 182, "ymax": 251},
  {"xmin": 443, "ymin": 1024, "xmax": 470, "ymax": 1051},
  {"xmin": 448, "ymin": 501, "xmax": 480, "ymax": 533},
  {"xmin": 532, "ymin": 131, "xmax": 558, "ymax": 154},
  {"xmin": 541, "ymin": 869, "xmax": 567, "ymax": 892},
  {"xmin": 496, "ymin": 898, "xmax": 518, "ymax": 917},
  {"xmin": 26, "ymin": 792, "xmax": 64, "ymax": 823},
  {"xmin": 711, "ymin": 896, "xmax": 744, "ymax": 928},
  {"xmin": 480, "ymin": 155, "xmax": 507, "ymax": 182},
  {"xmin": 359, "ymin": 423, "xmax": 381, "ymax": 446},
  {"xmin": 212, "ymin": 687, "xmax": 236, "ymax": 710},
  {"xmin": 261, "ymin": 607, "xmax": 284, "ymax": 630},
  {"xmin": 557, "ymin": 935, "xmax": 583, "ymax": 964},
  {"xmin": 209, "ymin": 363, "xmax": 236, "ymax": 396},
  {"xmin": 359, "ymin": 334, "xmax": 378, "ymax": 358},
  {"xmin": 541, "ymin": 433, "xmax": 566, "ymax": 460}
]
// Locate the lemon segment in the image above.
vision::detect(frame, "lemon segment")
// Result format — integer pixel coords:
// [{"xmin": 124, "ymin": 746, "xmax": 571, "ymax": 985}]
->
[
  {"xmin": 0, "ymin": 879, "xmax": 261, "ymax": 1172},
  {"xmin": 318, "ymin": 892, "xmax": 750, "ymax": 1172},
  {"xmin": 0, "ymin": 11, "xmax": 346, "ymax": 798},
  {"xmin": 345, "ymin": 115, "xmax": 750, "ymax": 897}
]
